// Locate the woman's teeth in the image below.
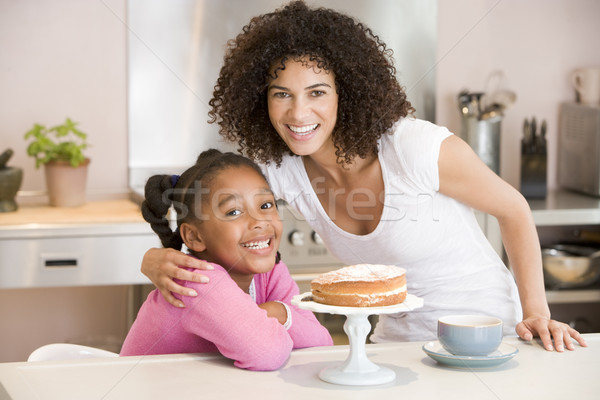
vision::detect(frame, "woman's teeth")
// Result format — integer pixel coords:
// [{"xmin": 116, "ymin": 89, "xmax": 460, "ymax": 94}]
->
[
  {"xmin": 242, "ymin": 239, "xmax": 270, "ymax": 250},
  {"xmin": 288, "ymin": 124, "xmax": 318, "ymax": 135}
]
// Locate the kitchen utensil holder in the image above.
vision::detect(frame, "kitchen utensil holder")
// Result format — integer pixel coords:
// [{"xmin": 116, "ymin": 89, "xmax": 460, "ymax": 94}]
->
[
  {"xmin": 460, "ymin": 115, "xmax": 502, "ymax": 175},
  {"xmin": 521, "ymin": 153, "xmax": 547, "ymax": 199}
]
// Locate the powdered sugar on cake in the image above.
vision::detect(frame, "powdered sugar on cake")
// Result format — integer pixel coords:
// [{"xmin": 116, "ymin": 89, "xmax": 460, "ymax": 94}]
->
[{"xmin": 312, "ymin": 264, "xmax": 405, "ymax": 285}]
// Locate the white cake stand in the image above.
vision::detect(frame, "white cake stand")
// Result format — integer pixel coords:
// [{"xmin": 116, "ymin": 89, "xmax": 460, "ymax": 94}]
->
[{"xmin": 291, "ymin": 292, "xmax": 424, "ymax": 386}]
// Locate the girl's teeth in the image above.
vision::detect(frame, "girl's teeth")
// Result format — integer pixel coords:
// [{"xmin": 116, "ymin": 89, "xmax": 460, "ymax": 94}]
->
[
  {"xmin": 289, "ymin": 124, "xmax": 318, "ymax": 135},
  {"xmin": 242, "ymin": 239, "xmax": 270, "ymax": 250}
]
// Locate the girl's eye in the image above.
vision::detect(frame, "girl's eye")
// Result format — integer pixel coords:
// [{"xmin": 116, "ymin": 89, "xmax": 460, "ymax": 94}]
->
[
  {"xmin": 261, "ymin": 201, "xmax": 274, "ymax": 210},
  {"xmin": 273, "ymin": 92, "xmax": 289, "ymax": 98},
  {"xmin": 311, "ymin": 90, "xmax": 325, "ymax": 97},
  {"xmin": 226, "ymin": 209, "xmax": 242, "ymax": 217}
]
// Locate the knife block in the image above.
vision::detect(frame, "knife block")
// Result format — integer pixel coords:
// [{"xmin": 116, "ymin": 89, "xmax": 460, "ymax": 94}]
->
[{"xmin": 520, "ymin": 153, "xmax": 547, "ymax": 199}]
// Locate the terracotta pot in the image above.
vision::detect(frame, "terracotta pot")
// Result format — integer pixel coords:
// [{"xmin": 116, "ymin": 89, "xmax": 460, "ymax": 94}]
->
[{"xmin": 44, "ymin": 159, "xmax": 90, "ymax": 207}]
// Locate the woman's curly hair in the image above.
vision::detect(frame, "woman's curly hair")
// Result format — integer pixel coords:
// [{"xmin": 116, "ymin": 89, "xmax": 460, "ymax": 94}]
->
[{"xmin": 208, "ymin": 0, "xmax": 414, "ymax": 166}]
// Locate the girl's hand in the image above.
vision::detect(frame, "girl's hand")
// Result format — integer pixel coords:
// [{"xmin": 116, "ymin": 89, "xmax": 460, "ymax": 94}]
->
[
  {"xmin": 258, "ymin": 301, "xmax": 288, "ymax": 325},
  {"xmin": 516, "ymin": 316, "xmax": 588, "ymax": 352},
  {"xmin": 141, "ymin": 247, "xmax": 213, "ymax": 308}
]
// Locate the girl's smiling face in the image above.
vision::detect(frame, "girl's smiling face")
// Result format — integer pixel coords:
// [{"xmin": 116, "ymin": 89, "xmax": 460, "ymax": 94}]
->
[
  {"xmin": 182, "ymin": 165, "xmax": 282, "ymax": 277},
  {"xmin": 267, "ymin": 58, "xmax": 338, "ymax": 158}
]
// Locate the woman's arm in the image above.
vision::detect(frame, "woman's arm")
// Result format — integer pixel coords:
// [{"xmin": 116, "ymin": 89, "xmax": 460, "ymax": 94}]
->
[
  {"xmin": 141, "ymin": 247, "xmax": 213, "ymax": 308},
  {"xmin": 438, "ymin": 135, "xmax": 587, "ymax": 351}
]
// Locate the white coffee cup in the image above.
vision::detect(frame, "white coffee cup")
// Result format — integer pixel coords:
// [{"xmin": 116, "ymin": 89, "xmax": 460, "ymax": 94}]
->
[{"xmin": 572, "ymin": 67, "xmax": 600, "ymax": 105}]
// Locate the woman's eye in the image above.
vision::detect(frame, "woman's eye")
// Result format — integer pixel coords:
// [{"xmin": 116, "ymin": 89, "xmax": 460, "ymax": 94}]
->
[
  {"xmin": 311, "ymin": 90, "xmax": 325, "ymax": 97},
  {"xmin": 261, "ymin": 201, "xmax": 274, "ymax": 210},
  {"xmin": 273, "ymin": 92, "xmax": 289, "ymax": 98}
]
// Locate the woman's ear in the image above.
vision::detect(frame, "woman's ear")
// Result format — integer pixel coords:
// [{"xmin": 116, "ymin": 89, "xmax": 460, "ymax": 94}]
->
[{"xmin": 180, "ymin": 222, "xmax": 207, "ymax": 252}]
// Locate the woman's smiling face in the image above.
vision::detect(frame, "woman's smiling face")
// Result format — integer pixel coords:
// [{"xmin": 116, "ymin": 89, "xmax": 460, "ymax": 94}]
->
[{"xmin": 267, "ymin": 58, "xmax": 338, "ymax": 158}]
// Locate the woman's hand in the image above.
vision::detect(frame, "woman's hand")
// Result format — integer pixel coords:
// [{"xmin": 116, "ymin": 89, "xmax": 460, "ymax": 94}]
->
[
  {"xmin": 516, "ymin": 316, "xmax": 588, "ymax": 351},
  {"xmin": 141, "ymin": 247, "xmax": 213, "ymax": 308}
]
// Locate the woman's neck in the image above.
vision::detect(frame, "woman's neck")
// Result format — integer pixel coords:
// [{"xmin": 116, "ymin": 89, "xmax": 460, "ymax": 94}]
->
[{"xmin": 303, "ymin": 151, "xmax": 377, "ymax": 187}]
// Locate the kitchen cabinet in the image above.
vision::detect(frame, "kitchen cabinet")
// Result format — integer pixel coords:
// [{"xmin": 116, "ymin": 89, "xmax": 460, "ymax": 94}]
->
[
  {"xmin": 0, "ymin": 199, "xmax": 157, "ymax": 289},
  {"xmin": 0, "ymin": 199, "xmax": 159, "ymax": 362}
]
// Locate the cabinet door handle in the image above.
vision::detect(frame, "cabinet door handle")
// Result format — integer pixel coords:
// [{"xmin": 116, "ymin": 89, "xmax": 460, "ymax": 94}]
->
[{"xmin": 41, "ymin": 254, "xmax": 79, "ymax": 269}]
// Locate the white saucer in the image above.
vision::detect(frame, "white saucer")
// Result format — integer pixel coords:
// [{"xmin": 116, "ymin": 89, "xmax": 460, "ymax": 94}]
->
[{"xmin": 422, "ymin": 341, "xmax": 518, "ymax": 368}]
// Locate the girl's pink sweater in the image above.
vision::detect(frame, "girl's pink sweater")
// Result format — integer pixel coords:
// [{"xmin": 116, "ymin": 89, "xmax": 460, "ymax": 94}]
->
[{"xmin": 120, "ymin": 260, "xmax": 332, "ymax": 370}]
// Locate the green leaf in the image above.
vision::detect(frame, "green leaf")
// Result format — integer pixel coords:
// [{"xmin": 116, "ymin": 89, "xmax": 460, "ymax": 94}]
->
[{"xmin": 23, "ymin": 117, "xmax": 89, "ymax": 168}]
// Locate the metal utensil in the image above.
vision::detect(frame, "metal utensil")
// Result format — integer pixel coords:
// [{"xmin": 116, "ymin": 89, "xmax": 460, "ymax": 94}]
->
[
  {"xmin": 458, "ymin": 91, "xmax": 484, "ymax": 118},
  {"xmin": 530, "ymin": 117, "xmax": 537, "ymax": 152},
  {"xmin": 542, "ymin": 246, "xmax": 600, "ymax": 289},
  {"xmin": 522, "ymin": 119, "xmax": 531, "ymax": 154},
  {"xmin": 539, "ymin": 119, "xmax": 547, "ymax": 154}
]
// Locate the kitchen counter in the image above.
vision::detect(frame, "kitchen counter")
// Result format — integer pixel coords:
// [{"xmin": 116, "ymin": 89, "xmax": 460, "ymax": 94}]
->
[
  {"xmin": 0, "ymin": 334, "xmax": 597, "ymax": 399},
  {"xmin": 529, "ymin": 190, "xmax": 600, "ymax": 226},
  {"xmin": 0, "ymin": 199, "xmax": 146, "ymax": 226},
  {"xmin": 0, "ymin": 199, "xmax": 151, "ymax": 240}
]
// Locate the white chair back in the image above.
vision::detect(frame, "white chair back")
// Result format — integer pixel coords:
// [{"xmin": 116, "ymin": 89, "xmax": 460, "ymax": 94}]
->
[{"xmin": 27, "ymin": 343, "xmax": 118, "ymax": 362}]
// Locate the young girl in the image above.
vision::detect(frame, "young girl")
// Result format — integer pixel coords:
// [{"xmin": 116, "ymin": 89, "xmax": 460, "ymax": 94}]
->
[{"xmin": 120, "ymin": 149, "xmax": 333, "ymax": 370}]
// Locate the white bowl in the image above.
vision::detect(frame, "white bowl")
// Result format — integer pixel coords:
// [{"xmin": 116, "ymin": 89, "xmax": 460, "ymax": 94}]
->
[{"xmin": 437, "ymin": 315, "xmax": 503, "ymax": 356}]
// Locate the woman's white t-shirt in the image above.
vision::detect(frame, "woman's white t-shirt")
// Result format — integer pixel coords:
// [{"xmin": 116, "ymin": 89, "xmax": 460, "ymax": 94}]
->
[{"xmin": 262, "ymin": 118, "xmax": 522, "ymax": 341}]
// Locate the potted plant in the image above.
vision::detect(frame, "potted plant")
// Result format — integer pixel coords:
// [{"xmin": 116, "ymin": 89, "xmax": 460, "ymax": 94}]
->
[{"xmin": 24, "ymin": 117, "xmax": 91, "ymax": 207}]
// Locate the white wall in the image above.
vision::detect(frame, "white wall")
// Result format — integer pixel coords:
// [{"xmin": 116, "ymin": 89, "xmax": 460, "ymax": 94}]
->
[
  {"xmin": 3, "ymin": 0, "xmax": 598, "ymax": 198},
  {"xmin": 0, "ymin": 0, "xmax": 130, "ymax": 362},
  {"xmin": 435, "ymin": 0, "xmax": 600, "ymax": 190},
  {"xmin": 0, "ymin": 0, "xmax": 128, "ymax": 200}
]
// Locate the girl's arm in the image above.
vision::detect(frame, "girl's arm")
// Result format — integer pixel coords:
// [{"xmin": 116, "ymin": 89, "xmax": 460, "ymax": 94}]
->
[
  {"xmin": 181, "ymin": 265, "xmax": 293, "ymax": 371},
  {"xmin": 438, "ymin": 135, "xmax": 586, "ymax": 351},
  {"xmin": 141, "ymin": 247, "xmax": 213, "ymax": 308},
  {"xmin": 263, "ymin": 262, "xmax": 334, "ymax": 348}
]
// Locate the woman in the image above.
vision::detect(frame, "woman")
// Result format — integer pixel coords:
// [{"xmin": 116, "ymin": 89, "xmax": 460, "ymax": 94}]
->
[{"xmin": 142, "ymin": 1, "xmax": 585, "ymax": 351}]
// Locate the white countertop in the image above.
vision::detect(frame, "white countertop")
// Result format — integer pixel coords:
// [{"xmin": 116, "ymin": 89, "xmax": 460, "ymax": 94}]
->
[
  {"xmin": 0, "ymin": 334, "xmax": 597, "ymax": 399},
  {"xmin": 0, "ymin": 199, "xmax": 152, "ymax": 239},
  {"xmin": 529, "ymin": 190, "xmax": 600, "ymax": 226}
]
